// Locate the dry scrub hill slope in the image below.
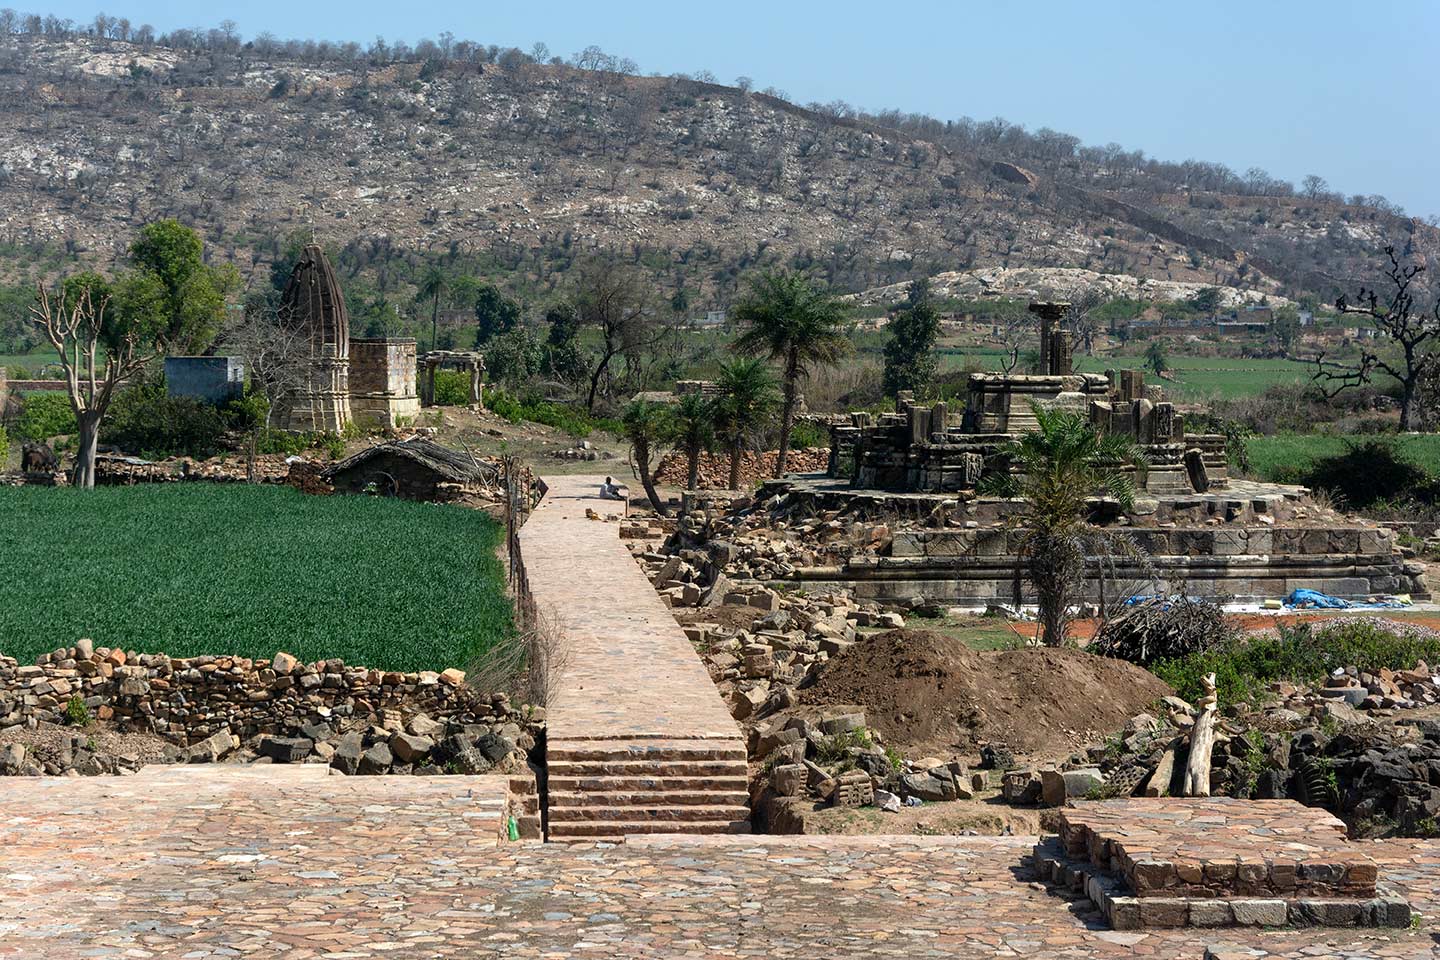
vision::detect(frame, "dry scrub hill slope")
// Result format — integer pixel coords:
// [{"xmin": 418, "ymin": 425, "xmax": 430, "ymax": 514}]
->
[{"xmin": 0, "ymin": 36, "xmax": 1432, "ymax": 300}]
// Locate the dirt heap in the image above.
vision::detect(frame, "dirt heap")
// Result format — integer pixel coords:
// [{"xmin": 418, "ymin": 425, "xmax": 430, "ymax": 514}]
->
[{"xmin": 801, "ymin": 629, "xmax": 1171, "ymax": 761}]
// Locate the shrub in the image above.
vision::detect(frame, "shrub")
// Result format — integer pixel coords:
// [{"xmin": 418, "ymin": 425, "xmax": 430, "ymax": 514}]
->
[
  {"xmin": 788, "ymin": 419, "xmax": 829, "ymax": 450},
  {"xmin": 0, "ymin": 424, "xmax": 8, "ymax": 466},
  {"xmin": 1152, "ymin": 618, "xmax": 1440, "ymax": 704},
  {"xmin": 63, "ymin": 693, "xmax": 90, "ymax": 726},
  {"xmin": 103, "ymin": 380, "xmax": 229, "ymax": 459},
  {"xmin": 13, "ymin": 392, "xmax": 77, "ymax": 441},
  {"xmin": 1296, "ymin": 438, "xmax": 1438, "ymax": 508},
  {"xmin": 432, "ymin": 369, "xmax": 474, "ymax": 406},
  {"xmin": 483, "ymin": 387, "xmax": 610, "ymax": 438}
]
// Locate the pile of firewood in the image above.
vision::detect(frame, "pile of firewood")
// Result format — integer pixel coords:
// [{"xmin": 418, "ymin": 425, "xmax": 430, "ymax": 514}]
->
[{"xmin": 1089, "ymin": 595, "xmax": 1234, "ymax": 666}]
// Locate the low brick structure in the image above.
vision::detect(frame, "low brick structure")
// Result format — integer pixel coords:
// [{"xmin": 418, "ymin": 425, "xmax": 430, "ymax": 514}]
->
[{"xmin": 1035, "ymin": 798, "xmax": 1411, "ymax": 929}]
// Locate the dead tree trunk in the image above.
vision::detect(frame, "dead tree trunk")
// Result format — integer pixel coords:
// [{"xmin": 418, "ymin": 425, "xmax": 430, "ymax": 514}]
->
[{"xmin": 1183, "ymin": 672, "xmax": 1218, "ymax": 797}]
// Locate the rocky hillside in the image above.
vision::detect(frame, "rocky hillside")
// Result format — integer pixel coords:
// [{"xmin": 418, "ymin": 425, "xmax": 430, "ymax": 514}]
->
[{"xmin": 0, "ymin": 35, "xmax": 1432, "ymax": 304}]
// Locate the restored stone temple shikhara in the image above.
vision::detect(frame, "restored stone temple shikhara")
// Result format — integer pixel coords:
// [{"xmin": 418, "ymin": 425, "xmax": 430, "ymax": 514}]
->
[{"xmin": 274, "ymin": 244, "xmax": 421, "ymax": 431}]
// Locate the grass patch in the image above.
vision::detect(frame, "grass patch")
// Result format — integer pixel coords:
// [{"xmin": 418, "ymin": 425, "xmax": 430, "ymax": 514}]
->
[
  {"xmin": 1152, "ymin": 619, "xmax": 1440, "ymax": 705},
  {"xmin": 904, "ymin": 612, "xmax": 1023, "ymax": 651},
  {"xmin": 0, "ymin": 484, "xmax": 512, "ymax": 671},
  {"xmin": 934, "ymin": 349, "xmax": 1311, "ymax": 401},
  {"xmin": 1246, "ymin": 433, "xmax": 1440, "ymax": 483}
]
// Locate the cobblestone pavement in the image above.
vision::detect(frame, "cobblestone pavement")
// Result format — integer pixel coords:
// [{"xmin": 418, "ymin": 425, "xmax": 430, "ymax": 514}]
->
[{"xmin": 3, "ymin": 773, "xmax": 1438, "ymax": 959}]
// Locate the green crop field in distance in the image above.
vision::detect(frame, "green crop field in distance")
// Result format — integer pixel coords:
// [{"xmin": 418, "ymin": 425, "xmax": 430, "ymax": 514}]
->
[
  {"xmin": 0, "ymin": 484, "xmax": 512, "ymax": 671},
  {"xmin": 1246, "ymin": 433, "xmax": 1440, "ymax": 482},
  {"xmin": 933, "ymin": 348, "xmax": 1312, "ymax": 401}
]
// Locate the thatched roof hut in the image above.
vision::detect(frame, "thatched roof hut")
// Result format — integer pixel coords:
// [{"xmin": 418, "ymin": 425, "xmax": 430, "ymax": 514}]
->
[{"xmin": 322, "ymin": 438, "xmax": 498, "ymax": 501}]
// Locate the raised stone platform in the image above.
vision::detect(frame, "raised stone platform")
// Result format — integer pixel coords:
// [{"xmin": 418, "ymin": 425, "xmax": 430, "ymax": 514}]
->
[
  {"xmin": 770, "ymin": 475, "xmax": 1425, "ymax": 602},
  {"xmin": 1034, "ymin": 798, "xmax": 1412, "ymax": 929},
  {"xmin": 520, "ymin": 475, "xmax": 750, "ymax": 839}
]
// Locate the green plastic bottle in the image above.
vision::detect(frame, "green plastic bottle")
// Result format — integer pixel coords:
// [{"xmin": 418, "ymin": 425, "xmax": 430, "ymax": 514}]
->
[{"xmin": 507, "ymin": 815, "xmax": 520, "ymax": 841}]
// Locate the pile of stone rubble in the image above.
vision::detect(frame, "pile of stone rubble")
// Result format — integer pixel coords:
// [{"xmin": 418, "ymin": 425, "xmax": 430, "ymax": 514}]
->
[
  {"xmin": 631, "ymin": 543, "xmax": 907, "ymax": 721},
  {"xmin": 998, "ymin": 669, "xmax": 1440, "ymax": 836},
  {"xmin": 743, "ymin": 706, "xmax": 999, "ymax": 831}
]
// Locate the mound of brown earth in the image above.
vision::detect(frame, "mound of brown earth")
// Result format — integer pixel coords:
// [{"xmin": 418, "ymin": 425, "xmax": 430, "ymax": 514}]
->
[{"xmin": 801, "ymin": 629, "xmax": 1171, "ymax": 761}]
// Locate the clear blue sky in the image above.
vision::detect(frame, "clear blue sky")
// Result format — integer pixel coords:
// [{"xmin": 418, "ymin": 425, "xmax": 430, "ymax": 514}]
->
[{"xmin": 37, "ymin": 0, "xmax": 1440, "ymax": 217}]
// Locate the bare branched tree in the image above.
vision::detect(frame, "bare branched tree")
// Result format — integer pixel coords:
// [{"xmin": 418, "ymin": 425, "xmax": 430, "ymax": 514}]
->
[
  {"xmin": 1311, "ymin": 245, "xmax": 1440, "ymax": 431},
  {"xmin": 221, "ymin": 301, "xmax": 312, "ymax": 429},
  {"xmin": 1061, "ymin": 288, "xmax": 1104, "ymax": 356},
  {"xmin": 30, "ymin": 282, "xmax": 152, "ymax": 489},
  {"xmin": 992, "ymin": 302, "xmax": 1035, "ymax": 373},
  {"xmin": 573, "ymin": 257, "xmax": 664, "ymax": 412}
]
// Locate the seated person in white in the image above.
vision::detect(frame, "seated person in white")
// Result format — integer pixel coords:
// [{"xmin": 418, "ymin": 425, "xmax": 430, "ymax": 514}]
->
[{"xmin": 598, "ymin": 476, "xmax": 626, "ymax": 500}]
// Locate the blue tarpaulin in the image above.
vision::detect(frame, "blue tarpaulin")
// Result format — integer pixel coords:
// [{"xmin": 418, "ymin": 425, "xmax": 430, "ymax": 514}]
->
[
  {"xmin": 1285, "ymin": 589, "xmax": 1352, "ymax": 609},
  {"xmin": 1284, "ymin": 589, "xmax": 1409, "ymax": 609}
]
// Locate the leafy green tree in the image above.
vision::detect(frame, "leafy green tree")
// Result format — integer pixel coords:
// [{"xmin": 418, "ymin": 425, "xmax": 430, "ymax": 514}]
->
[
  {"xmin": 484, "ymin": 327, "xmax": 542, "ymax": 386},
  {"xmin": 732, "ymin": 270, "xmax": 848, "ymax": 477},
  {"xmin": 125, "ymin": 219, "xmax": 237, "ymax": 355},
  {"xmin": 415, "ymin": 266, "xmax": 449, "ymax": 352},
  {"xmin": 621, "ymin": 399, "xmax": 673, "ymax": 516},
  {"xmin": 714, "ymin": 357, "xmax": 779, "ymax": 490},
  {"xmin": 1144, "ymin": 339, "xmax": 1169, "ymax": 377},
  {"xmin": 541, "ymin": 300, "xmax": 586, "ymax": 385},
  {"xmin": 31, "ymin": 260, "xmax": 222, "ymax": 488},
  {"xmin": 669, "ymin": 391, "xmax": 717, "ymax": 494},
  {"xmin": 473, "ymin": 283, "xmax": 521, "ymax": 346},
  {"xmin": 881, "ymin": 278, "xmax": 940, "ymax": 397},
  {"xmin": 1271, "ymin": 306, "xmax": 1301, "ymax": 356},
  {"xmin": 1189, "ymin": 287, "xmax": 1224, "ymax": 315},
  {"xmin": 982, "ymin": 406, "xmax": 1143, "ymax": 646}
]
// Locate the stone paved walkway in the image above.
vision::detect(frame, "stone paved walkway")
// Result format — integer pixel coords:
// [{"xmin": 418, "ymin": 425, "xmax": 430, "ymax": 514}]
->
[
  {"xmin": 2, "ymin": 777, "xmax": 1438, "ymax": 959},
  {"xmin": 522, "ymin": 474, "xmax": 740, "ymax": 743}
]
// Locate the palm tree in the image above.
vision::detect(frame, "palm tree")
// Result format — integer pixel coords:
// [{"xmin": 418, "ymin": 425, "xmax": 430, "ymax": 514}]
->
[
  {"xmin": 714, "ymin": 357, "xmax": 779, "ymax": 490},
  {"xmin": 982, "ymin": 404, "xmax": 1144, "ymax": 647},
  {"xmin": 622, "ymin": 399, "xmax": 673, "ymax": 517},
  {"xmin": 416, "ymin": 266, "xmax": 449, "ymax": 352},
  {"xmin": 731, "ymin": 271, "xmax": 848, "ymax": 477},
  {"xmin": 670, "ymin": 391, "xmax": 717, "ymax": 495}
]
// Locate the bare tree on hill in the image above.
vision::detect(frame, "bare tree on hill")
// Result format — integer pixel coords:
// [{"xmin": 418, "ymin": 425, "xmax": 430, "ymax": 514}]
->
[{"xmin": 1311, "ymin": 245, "xmax": 1440, "ymax": 431}]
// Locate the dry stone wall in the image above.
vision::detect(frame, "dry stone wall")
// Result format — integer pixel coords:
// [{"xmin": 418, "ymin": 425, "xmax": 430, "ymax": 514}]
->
[{"xmin": 0, "ymin": 641, "xmax": 545, "ymax": 836}]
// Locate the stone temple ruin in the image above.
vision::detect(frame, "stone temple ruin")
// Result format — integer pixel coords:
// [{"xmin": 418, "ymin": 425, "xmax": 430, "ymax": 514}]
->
[
  {"xmin": 277, "ymin": 244, "xmax": 354, "ymax": 432},
  {"xmin": 769, "ymin": 303, "xmax": 1427, "ymax": 605},
  {"xmin": 167, "ymin": 248, "xmax": 484, "ymax": 431}
]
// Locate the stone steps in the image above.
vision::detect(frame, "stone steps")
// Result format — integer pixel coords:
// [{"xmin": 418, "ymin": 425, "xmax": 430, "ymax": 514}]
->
[
  {"xmin": 548, "ymin": 775, "xmax": 751, "ymax": 794},
  {"xmin": 547, "ymin": 758, "xmax": 750, "ymax": 779},
  {"xmin": 548, "ymin": 818, "xmax": 753, "ymax": 840},
  {"xmin": 548, "ymin": 739, "xmax": 747, "ymax": 762},
  {"xmin": 550, "ymin": 790, "xmax": 751, "ymax": 809},
  {"xmin": 549, "ymin": 800, "xmax": 751, "ymax": 823},
  {"xmin": 545, "ymin": 736, "xmax": 751, "ymax": 841}
]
